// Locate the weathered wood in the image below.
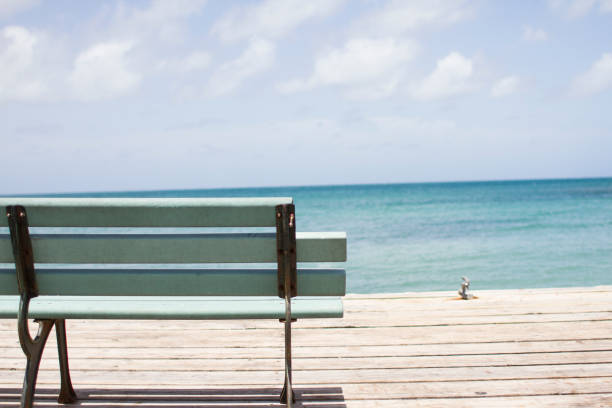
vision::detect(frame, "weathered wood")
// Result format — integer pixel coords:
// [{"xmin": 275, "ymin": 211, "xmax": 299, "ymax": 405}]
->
[
  {"xmin": 4, "ymin": 350, "xmax": 612, "ymax": 372},
  {"xmin": 2, "ymin": 306, "xmax": 608, "ymax": 329},
  {"xmin": 2, "ymin": 363, "xmax": 611, "ymax": 385},
  {"xmin": 1, "ymin": 287, "xmax": 611, "ymax": 407},
  {"xmin": 0, "ymin": 268, "xmax": 346, "ymax": 297},
  {"xmin": 0, "ymin": 197, "xmax": 292, "ymax": 227},
  {"xmin": 3, "ymin": 338, "xmax": 611, "ymax": 360},
  {"xmin": 1, "ymin": 320, "xmax": 609, "ymax": 347},
  {"xmin": 0, "ymin": 232, "xmax": 347, "ymax": 264},
  {"xmin": 0, "ymin": 296, "xmax": 343, "ymax": 320}
]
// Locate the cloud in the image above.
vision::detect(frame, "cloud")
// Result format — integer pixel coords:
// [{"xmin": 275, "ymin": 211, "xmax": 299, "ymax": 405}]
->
[
  {"xmin": 278, "ymin": 37, "xmax": 416, "ymax": 98},
  {"xmin": 158, "ymin": 51, "xmax": 211, "ymax": 73},
  {"xmin": 69, "ymin": 41, "xmax": 141, "ymax": 101},
  {"xmin": 356, "ymin": 0, "xmax": 472, "ymax": 35},
  {"xmin": 601, "ymin": 0, "xmax": 612, "ymax": 11},
  {"xmin": 571, "ymin": 52, "xmax": 612, "ymax": 95},
  {"xmin": 411, "ymin": 52, "xmax": 474, "ymax": 100},
  {"xmin": 369, "ymin": 116, "xmax": 456, "ymax": 135},
  {"xmin": 548, "ymin": 0, "xmax": 612, "ymax": 17},
  {"xmin": 0, "ymin": 26, "xmax": 46, "ymax": 101},
  {"xmin": 62, "ymin": 0, "xmax": 208, "ymax": 101},
  {"xmin": 491, "ymin": 75, "xmax": 520, "ymax": 98},
  {"xmin": 0, "ymin": 1, "xmax": 209, "ymax": 103},
  {"xmin": 208, "ymin": 38, "xmax": 275, "ymax": 96},
  {"xmin": 111, "ymin": 0, "xmax": 207, "ymax": 43},
  {"xmin": 0, "ymin": 0, "xmax": 38, "ymax": 19},
  {"xmin": 523, "ymin": 26, "xmax": 548, "ymax": 42},
  {"xmin": 212, "ymin": 0, "xmax": 345, "ymax": 42}
]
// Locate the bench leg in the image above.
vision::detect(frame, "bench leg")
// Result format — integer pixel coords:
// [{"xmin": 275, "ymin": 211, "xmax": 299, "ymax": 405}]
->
[
  {"xmin": 20, "ymin": 319, "xmax": 54, "ymax": 408},
  {"xmin": 55, "ymin": 320, "xmax": 77, "ymax": 404},
  {"xmin": 279, "ymin": 298, "xmax": 295, "ymax": 406}
]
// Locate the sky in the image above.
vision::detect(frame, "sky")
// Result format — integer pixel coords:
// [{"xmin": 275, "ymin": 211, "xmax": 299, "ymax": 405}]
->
[{"xmin": 1, "ymin": 0, "xmax": 611, "ymax": 194}]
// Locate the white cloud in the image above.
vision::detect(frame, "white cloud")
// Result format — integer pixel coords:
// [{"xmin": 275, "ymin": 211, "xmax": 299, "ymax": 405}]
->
[
  {"xmin": 601, "ymin": 0, "xmax": 612, "ymax": 11},
  {"xmin": 125, "ymin": 0, "xmax": 206, "ymax": 23},
  {"xmin": 548, "ymin": 0, "xmax": 612, "ymax": 17},
  {"xmin": 567, "ymin": 0, "xmax": 597, "ymax": 16},
  {"xmin": 60, "ymin": 0, "xmax": 207, "ymax": 101},
  {"xmin": 369, "ymin": 116, "xmax": 456, "ymax": 135},
  {"xmin": 571, "ymin": 53, "xmax": 612, "ymax": 95},
  {"xmin": 0, "ymin": 26, "xmax": 46, "ymax": 101},
  {"xmin": 491, "ymin": 75, "xmax": 520, "ymax": 98},
  {"xmin": 158, "ymin": 51, "xmax": 211, "ymax": 73},
  {"xmin": 69, "ymin": 41, "xmax": 141, "ymax": 101},
  {"xmin": 112, "ymin": 0, "xmax": 207, "ymax": 43},
  {"xmin": 212, "ymin": 0, "xmax": 345, "ymax": 42},
  {"xmin": 278, "ymin": 37, "xmax": 416, "ymax": 98},
  {"xmin": 0, "ymin": 0, "xmax": 38, "ymax": 19},
  {"xmin": 208, "ymin": 39, "xmax": 275, "ymax": 96},
  {"xmin": 523, "ymin": 26, "xmax": 548, "ymax": 42},
  {"xmin": 356, "ymin": 0, "xmax": 471, "ymax": 35},
  {"xmin": 411, "ymin": 52, "xmax": 474, "ymax": 100}
]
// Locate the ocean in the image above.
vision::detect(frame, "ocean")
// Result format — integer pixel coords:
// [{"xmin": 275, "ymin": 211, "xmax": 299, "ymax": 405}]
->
[{"xmin": 49, "ymin": 177, "xmax": 612, "ymax": 294}]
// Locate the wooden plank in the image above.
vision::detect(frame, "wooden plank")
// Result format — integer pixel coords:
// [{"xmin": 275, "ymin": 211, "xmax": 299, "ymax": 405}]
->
[
  {"xmin": 0, "ymin": 197, "xmax": 292, "ymax": 227},
  {"xmin": 346, "ymin": 285, "xmax": 612, "ymax": 299},
  {"xmin": 1, "ymin": 320, "xmax": 608, "ymax": 346},
  {"xmin": 1, "ymin": 306, "xmax": 608, "ymax": 327},
  {"xmin": 343, "ymin": 292, "xmax": 612, "ymax": 312},
  {"xmin": 4, "ymin": 350, "xmax": 612, "ymax": 372},
  {"xmin": 1, "ymin": 308, "xmax": 606, "ymax": 329},
  {"xmin": 0, "ymin": 232, "xmax": 347, "ymax": 263},
  {"xmin": 0, "ymin": 268, "xmax": 346, "ymax": 297},
  {"xmin": 2, "ymin": 363, "xmax": 611, "ymax": 385},
  {"xmin": 3, "ymin": 338, "xmax": 611, "ymax": 360},
  {"xmin": 344, "ymin": 303, "xmax": 612, "ymax": 317},
  {"xmin": 0, "ymin": 296, "xmax": 343, "ymax": 320},
  {"xmin": 337, "ymin": 394, "xmax": 612, "ymax": 408}
]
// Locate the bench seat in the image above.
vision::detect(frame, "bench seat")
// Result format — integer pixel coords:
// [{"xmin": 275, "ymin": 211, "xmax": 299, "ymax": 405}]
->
[{"xmin": 0, "ymin": 295, "xmax": 343, "ymax": 320}]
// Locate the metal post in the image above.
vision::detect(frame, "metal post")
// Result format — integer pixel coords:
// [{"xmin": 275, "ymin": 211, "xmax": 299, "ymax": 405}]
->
[
  {"xmin": 56, "ymin": 320, "xmax": 77, "ymax": 403},
  {"xmin": 276, "ymin": 204, "xmax": 297, "ymax": 406},
  {"xmin": 282, "ymin": 295, "xmax": 293, "ymax": 407}
]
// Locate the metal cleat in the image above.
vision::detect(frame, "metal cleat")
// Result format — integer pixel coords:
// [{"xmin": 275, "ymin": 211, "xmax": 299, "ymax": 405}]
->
[{"xmin": 458, "ymin": 276, "xmax": 474, "ymax": 300}]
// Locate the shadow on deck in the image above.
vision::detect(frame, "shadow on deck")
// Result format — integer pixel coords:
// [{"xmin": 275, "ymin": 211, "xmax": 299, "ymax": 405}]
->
[{"xmin": 0, "ymin": 386, "xmax": 347, "ymax": 407}]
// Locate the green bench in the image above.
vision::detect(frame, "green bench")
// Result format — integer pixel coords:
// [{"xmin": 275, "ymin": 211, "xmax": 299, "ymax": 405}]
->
[{"xmin": 0, "ymin": 198, "xmax": 347, "ymax": 408}]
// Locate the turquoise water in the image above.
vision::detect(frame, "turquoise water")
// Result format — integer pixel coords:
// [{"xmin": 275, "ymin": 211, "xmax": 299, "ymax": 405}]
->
[{"xmin": 42, "ymin": 178, "xmax": 612, "ymax": 293}]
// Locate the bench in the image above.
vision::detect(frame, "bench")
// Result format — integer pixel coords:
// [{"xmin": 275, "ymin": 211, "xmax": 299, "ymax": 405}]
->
[{"xmin": 0, "ymin": 197, "xmax": 347, "ymax": 408}]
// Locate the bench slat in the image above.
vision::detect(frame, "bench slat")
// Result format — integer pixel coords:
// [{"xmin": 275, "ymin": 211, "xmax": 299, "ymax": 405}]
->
[
  {"xmin": 0, "ymin": 295, "xmax": 343, "ymax": 319},
  {"xmin": 0, "ymin": 197, "xmax": 292, "ymax": 227},
  {"xmin": 0, "ymin": 268, "xmax": 345, "ymax": 296},
  {"xmin": 0, "ymin": 232, "xmax": 346, "ymax": 263}
]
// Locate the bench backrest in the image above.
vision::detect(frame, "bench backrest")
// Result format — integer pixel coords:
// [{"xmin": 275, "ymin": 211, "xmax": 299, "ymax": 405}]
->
[{"xmin": 0, "ymin": 198, "xmax": 346, "ymax": 297}]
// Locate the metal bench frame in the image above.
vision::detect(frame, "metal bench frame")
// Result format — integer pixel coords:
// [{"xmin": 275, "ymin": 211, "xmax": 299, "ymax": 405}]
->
[{"xmin": 6, "ymin": 203, "xmax": 300, "ymax": 408}]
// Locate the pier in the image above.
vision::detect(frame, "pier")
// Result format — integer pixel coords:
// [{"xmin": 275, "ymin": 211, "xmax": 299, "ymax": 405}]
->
[{"xmin": 1, "ymin": 286, "xmax": 611, "ymax": 407}]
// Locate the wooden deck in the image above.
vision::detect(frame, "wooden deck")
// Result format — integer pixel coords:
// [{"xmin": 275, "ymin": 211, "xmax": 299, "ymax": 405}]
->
[{"xmin": 1, "ymin": 286, "xmax": 611, "ymax": 407}]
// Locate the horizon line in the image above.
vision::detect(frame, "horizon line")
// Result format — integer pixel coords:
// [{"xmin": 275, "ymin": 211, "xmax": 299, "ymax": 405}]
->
[{"xmin": 7, "ymin": 175, "xmax": 612, "ymax": 197}]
